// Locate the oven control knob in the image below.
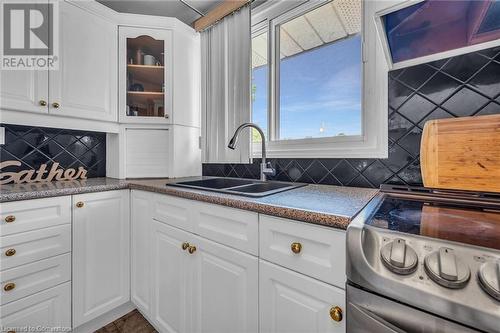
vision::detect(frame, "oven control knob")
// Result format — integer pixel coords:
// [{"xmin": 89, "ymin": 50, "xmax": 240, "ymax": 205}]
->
[
  {"xmin": 478, "ymin": 260, "xmax": 500, "ymax": 302},
  {"xmin": 424, "ymin": 247, "xmax": 470, "ymax": 289},
  {"xmin": 380, "ymin": 238, "xmax": 418, "ymax": 275}
]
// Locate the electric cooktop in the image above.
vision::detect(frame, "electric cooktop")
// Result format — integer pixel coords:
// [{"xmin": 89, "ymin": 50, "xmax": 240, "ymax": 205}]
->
[{"xmin": 367, "ymin": 195, "xmax": 500, "ymax": 250}]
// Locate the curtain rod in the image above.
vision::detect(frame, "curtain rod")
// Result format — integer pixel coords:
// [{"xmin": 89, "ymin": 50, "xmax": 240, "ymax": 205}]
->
[{"xmin": 193, "ymin": 0, "xmax": 251, "ymax": 32}]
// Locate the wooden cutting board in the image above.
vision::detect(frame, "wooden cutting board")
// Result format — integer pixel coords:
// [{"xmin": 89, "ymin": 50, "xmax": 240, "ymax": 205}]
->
[{"xmin": 420, "ymin": 114, "xmax": 500, "ymax": 193}]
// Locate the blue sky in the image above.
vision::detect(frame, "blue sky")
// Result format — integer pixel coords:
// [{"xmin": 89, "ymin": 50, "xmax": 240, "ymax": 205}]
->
[{"xmin": 252, "ymin": 35, "xmax": 362, "ymax": 140}]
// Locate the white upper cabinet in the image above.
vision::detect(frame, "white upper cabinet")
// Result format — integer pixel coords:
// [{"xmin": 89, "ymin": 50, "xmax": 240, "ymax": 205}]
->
[
  {"xmin": 0, "ymin": 70, "xmax": 48, "ymax": 114},
  {"xmin": 0, "ymin": 0, "xmax": 48, "ymax": 114},
  {"xmin": 119, "ymin": 27, "xmax": 173, "ymax": 124},
  {"xmin": 0, "ymin": 1, "xmax": 201, "ymax": 133},
  {"xmin": 49, "ymin": 1, "xmax": 117, "ymax": 121},
  {"xmin": 0, "ymin": 1, "xmax": 117, "ymax": 123}
]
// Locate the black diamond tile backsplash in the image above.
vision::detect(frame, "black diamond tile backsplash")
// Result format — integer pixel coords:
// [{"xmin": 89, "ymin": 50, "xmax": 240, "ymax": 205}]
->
[
  {"xmin": 0, "ymin": 124, "xmax": 106, "ymax": 179},
  {"xmin": 203, "ymin": 45, "xmax": 500, "ymax": 188}
]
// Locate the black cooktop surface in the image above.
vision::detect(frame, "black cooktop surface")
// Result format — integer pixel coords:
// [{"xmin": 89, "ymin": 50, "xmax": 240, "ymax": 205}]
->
[{"xmin": 367, "ymin": 195, "xmax": 500, "ymax": 250}]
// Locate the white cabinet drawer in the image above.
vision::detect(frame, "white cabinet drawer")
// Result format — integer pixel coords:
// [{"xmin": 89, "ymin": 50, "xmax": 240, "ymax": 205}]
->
[
  {"xmin": 0, "ymin": 196, "xmax": 71, "ymax": 236},
  {"xmin": 259, "ymin": 215, "xmax": 346, "ymax": 287},
  {"xmin": 1, "ymin": 253, "xmax": 71, "ymax": 305},
  {"xmin": 152, "ymin": 194, "xmax": 194, "ymax": 232},
  {"xmin": 0, "ymin": 225, "xmax": 71, "ymax": 270},
  {"xmin": 193, "ymin": 202, "xmax": 258, "ymax": 255},
  {"xmin": 0, "ymin": 282, "xmax": 71, "ymax": 331},
  {"xmin": 259, "ymin": 260, "xmax": 346, "ymax": 333}
]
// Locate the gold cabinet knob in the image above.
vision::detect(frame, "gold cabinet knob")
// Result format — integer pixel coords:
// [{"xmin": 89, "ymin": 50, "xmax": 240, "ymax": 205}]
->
[
  {"xmin": 187, "ymin": 245, "xmax": 197, "ymax": 254},
  {"xmin": 39, "ymin": 100, "xmax": 47, "ymax": 106},
  {"xmin": 7, "ymin": 330, "xmax": 16, "ymax": 333},
  {"xmin": 4, "ymin": 282, "xmax": 16, "ymax": 292},
  {"xmin": 329, "ymin": 306, "xmax": 343, "ymax": 322},
  {"xmin": 5, "ymin": 215, "xmax": 15, "ymax": 223},
  {"xmin": 76, "ymin": 202, "xmax": 84, "ymax": 208},
  {"xmin": 52, "ymin": 102, "xmax": 60, "ymax": 108},
  {"xmin": 5, "ymin": 249, "xmax": 16, "ymax": 257},
  {"xmin": 291, "ymin": 242, "xmax": 302, "ymax": 254},
  {"xmin": 181, "ymin": 242, "xmax": 190, "ymax": 250}
]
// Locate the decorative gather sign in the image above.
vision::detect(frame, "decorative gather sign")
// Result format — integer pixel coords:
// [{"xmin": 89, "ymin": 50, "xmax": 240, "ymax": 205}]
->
[{"xmin": 0, "ymin": 161, "xmax": 88, "ymax": 185}]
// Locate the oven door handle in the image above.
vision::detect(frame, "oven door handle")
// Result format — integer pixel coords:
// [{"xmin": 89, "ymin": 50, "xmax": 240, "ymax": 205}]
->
[{"xmin": 348, "ymin": 303, "xmax": 406, "ymax": 333}]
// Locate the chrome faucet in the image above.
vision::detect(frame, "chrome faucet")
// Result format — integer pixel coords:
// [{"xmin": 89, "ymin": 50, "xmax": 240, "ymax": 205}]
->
[{"xmin": 228, "ymin": 123, "xmax": 276, "ymax": 181}]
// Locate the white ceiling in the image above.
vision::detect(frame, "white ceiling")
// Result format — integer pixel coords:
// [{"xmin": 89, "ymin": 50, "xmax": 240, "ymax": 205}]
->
[{"xmin": 97, "ymin": 0, "xmax": 223, "ymax": 25}]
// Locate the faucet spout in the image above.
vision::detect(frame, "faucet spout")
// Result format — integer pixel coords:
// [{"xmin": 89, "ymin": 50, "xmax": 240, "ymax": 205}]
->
[{"xmin": 228, "ymin": 123, "xmax": 275, "ymax": 181}]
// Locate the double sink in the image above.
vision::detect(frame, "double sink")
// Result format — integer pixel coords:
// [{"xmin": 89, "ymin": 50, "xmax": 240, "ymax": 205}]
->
[{"xmin": 168, "ymin": 177, "xmax": 305, "ymax": 197}]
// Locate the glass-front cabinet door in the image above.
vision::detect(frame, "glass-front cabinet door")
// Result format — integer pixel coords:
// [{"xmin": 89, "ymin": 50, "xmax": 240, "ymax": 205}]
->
[{"xmin": 119, "ymin": 27, "xmax": 172, "ymax": 123}]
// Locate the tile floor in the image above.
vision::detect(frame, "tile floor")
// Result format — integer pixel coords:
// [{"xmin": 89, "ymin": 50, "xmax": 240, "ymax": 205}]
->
[{"xmin": 95, "ymin": 309, "xmax": 156, "ymax": 333}]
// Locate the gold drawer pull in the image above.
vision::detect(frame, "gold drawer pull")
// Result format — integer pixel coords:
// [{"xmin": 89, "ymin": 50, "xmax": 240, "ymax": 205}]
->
[
  {"xmin": 187, "ymin": 245, "xmax": 197, "ymax": 254},
  {"xmin": 52, "ymin": 102, "xmax": 60, "ymax": 108},
  {"xmin": 329, "ymin": 306, "xmax": 343, "ymax": 322},
  {"xmin": 39, "ymin": 100, "xmax": 47, "ymax": 106},
  {"xmin": 4, "ymin": 282, "xmax": 16, "ymax": 292},
  {"xmin": 76, "ymin": 201, "xmax": 84, "ymax": 208},
  {"xmin": 291, "ymin": 242, "xmax": 302, "ymax": 254},
  {"xmin": 5, "ymin": 249, "xmax": 16, "ymax": 257},
  {"xmin": 5, "ymin": 215, "xmax": 16, "ymax": 223},
  {"xmin": 181, "ymin": 242, "xmax": 190, "ymax": 250}
]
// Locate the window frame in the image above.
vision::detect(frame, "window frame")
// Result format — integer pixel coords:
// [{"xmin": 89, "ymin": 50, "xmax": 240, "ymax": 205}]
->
[
  {"xmin": 251, "ymin": 0, "xmax": 389, "ymax": 159},
  {"xmin": 375, "ymin": 0, "xmax": 500, "ymax": 71}
]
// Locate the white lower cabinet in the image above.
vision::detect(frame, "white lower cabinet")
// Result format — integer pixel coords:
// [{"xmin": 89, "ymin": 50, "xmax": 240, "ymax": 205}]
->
[
  {"xmin": 130, "ymin": 192, "xmax": 347, "ymax": 333},
  {"xmin": 72, "ymin": 190, "xmax": 130, "ymax": 328},
  {"xmin": 191, "ymin": 234, "xmax": 258, "ymax": 333},
  {"xmin": 151, "ymin": 221, "xmax": 191, "ymax": 333},
  {"xmin": 149, "ymin": 220, "xmax": 259, "ymax": 333},
  {"xmin": 131, "ymin": 190, "xmax": 153, "ymax": 315},
  {"xmin": 259, "ymin": 260, "xmax": 346, "ymax": 333},
  {"xmin": 0, "ymin": 282, "xmax": 71, "ymax": 332}
]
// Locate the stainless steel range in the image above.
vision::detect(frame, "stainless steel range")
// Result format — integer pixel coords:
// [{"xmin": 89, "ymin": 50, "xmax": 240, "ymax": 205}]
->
[{"xmin": 346, "ymin": 185, "xmax": 500, "ymax": 333}]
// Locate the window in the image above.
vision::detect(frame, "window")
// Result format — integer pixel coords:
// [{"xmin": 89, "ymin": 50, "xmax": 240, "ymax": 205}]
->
[{"xmin": 251, "ymin": 0, "xmax": 388, "ymax": 158}]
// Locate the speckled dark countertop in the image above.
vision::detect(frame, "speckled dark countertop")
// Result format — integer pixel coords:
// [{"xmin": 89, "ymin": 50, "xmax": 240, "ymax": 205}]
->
[
  {"xmin": 0, "ymin": 177, "xmax": 378, "ymax": 230},
  {"xmin": 0, "ymin": 178, "xmax": 129, "ymax": 202}
]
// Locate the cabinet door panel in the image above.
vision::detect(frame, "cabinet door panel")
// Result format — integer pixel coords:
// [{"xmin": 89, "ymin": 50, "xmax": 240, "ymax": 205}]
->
[
  {"xmin": 0, "ymin": 224, "xmax": 71, "ymax": 270},
  {"xmin": 72, "ymin": 190, "xmax": 130, "ymax": 328},
  {"xmin": 0, "ymin": 196, "xmax": 71, "ymax": 236},
  {"xmin": 0, "ymin": 69, "xmax": 47, "ymax": 113},
  {"xmin": 131, "ymin": 190, "xmax": 152, "ymax": 315},
  {"xmin": 193, "ymin": 202, "xmax": 258, "ymax": 255},
  {"xmin": 1, "ymin": 253, "xmax": 71, "ymax": 305},
  {"xmin": 191, "ymin": 235, "xmax": 258, "ymax": 333},
  {"xmin": 260, "ymin": 215, "xmax": 346, "ymax": 288},
  {"xmin": 152, "ymin": 221, "xmax": 191, "ymax": 333},
  {"xmin": 0, "ymin": 282, "xmax": 71, "ymax": 331},
  {"xmin": 260, "ymin": 260, "xmax": 346, "ymax": 333},
  {"xmin": 118, "ymin": 26, "xmax": 172, "ymax": 124},
  {"xmin": 50, "ymin": 2, "xmax": 116, "ymax": 121}
]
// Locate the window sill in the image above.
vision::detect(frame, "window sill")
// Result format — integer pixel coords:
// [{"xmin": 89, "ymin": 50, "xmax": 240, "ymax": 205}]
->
[{"xmin": 252, "ymin": 136, "xmax": 388, "ymax": 159}]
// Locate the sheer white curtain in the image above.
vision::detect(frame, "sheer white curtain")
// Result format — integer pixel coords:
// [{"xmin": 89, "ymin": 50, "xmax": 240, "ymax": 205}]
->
[{"xmin": 201, "ymin": 5, "xmax": 251, "ymax": 163}]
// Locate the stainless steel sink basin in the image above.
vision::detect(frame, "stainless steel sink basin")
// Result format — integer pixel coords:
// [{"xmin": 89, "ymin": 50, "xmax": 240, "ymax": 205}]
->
[{"xmin": 168, "ymin": 177, "xmax": 305, "ymax": 197}]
